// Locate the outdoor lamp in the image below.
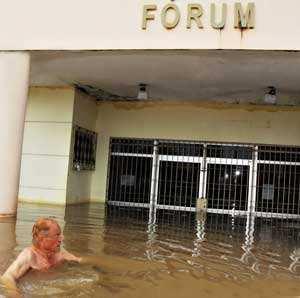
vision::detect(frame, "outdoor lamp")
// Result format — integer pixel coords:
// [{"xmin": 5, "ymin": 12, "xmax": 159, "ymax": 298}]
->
[
  {"xmin": 264, "ymin": 86, "xmax": 277, "ymax": 104},
  {"xmin": 137, "ymin": 83, "xmax": 148, "ymax": 100}
]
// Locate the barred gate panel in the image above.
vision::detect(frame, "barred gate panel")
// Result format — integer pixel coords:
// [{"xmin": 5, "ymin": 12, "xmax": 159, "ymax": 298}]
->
[
  {"xmin": 111, "ymin": 138, "xmax": 154, "ymax": 154},
  {"xmin": 107, "ymin": 138, "xmax": 300, "ymax": 218},
  {"xmin": 158, "ymin": 142, "xmax": 203, "ymax": 156},
  {"xmin": 107, "ymin": 138, "xmax": 154, "ymax": 207},
  {"xmin": 255, "ymin": 145, "xmax": 300, "ymax": 216},
  {"xmin": 255, "ymin": 145, "xmax": 300, "ymax": 217},
  {"xmin": 205, "ymin": 144, "xmax": 253, "ymax": 214},
  {"xmin": 206, "ymin": 164, "xmax": 249, "ymax": 212},
  {"xmin": 206, "ymin": 145, "xmax": 252, "ymax": 160},
  {"xmin": 157, "ymin": 161, "xmax": 201, "ymax": 209},
  {"xmin": 108, "ymin": 155, "xmax": 152, "ymax": 204},
  {"xmin": 256, "ymin": 164, "xmax": 300, "ymax": 215}
]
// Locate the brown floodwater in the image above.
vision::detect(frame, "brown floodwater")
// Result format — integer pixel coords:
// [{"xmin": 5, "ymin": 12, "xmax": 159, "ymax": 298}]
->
[{"xmin": 1, "ymin": 203, "xmax": 300, "ymax": 298}]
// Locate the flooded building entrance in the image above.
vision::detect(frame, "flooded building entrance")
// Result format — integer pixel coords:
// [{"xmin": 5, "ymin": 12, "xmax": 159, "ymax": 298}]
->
[
  {"xmin": 17, "ymin": 50, "xmax": 300, "ymax": 211},
  {"xmin": 107, "ymin": 138, "xmax": 300, "ymax": 219}
]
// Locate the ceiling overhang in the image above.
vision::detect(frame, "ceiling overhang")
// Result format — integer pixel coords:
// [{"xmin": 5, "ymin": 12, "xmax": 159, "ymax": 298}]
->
[{"xmin": 30, "ymin": 50, "xmax": 300, "ymax": 105}]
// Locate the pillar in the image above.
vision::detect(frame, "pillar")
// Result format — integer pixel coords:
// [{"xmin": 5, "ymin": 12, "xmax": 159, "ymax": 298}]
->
[
  {"xmin": 0, "ymin": 52, "xmax": 30, "ymax": 217},
  {"xmin": 0, "ymin": 218, "xmax": 16, "ymax": 269}
]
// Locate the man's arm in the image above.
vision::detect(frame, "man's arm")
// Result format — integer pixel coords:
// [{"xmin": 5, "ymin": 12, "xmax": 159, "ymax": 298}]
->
[
  {"xmin": 1, "ymin": 248, "xmax": 32, "ymax": 293},
  {"xmin": 75, "ymin": 254, "xmax": 160, "ymax": 273},
  {"xmin": 61, "ymin": 250, "xmax": 161, "ymax": 273},
  {"xmin": 60, "ymin": 249, "xmax": 82, "ymax": 263},
  {"xmin": 61, "ymin": 251, "xmax": 105, "ymax": 269}
]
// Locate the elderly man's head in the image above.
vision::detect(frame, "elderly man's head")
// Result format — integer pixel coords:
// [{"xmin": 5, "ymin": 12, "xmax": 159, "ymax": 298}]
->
[{"xmin": 32, "ymin": 218, "xmax": 63, "ymax": 252}]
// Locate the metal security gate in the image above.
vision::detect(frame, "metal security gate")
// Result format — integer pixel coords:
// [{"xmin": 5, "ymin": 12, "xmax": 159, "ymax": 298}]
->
[
  {"xmin": 107, "ymin": 138, "xmax": 300, "ymax": 219},
  {"xmin": 205, "ymin": 144, "xmax": 253, "ymax": 216},
  {"xmin": 254, "ymin": 145, "xmax": 300, "ymax": 218},
  {"xmin": 107, "ymin": 139, "xmax": 153, "ymax": 208},
  {"xmin": 156, "ymin": 156, "xmax": 202, "ymax": 211}
]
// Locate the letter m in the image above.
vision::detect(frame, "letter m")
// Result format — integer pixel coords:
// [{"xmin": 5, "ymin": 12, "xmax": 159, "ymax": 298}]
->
[{"xmin": 234, "ymin": 2, "xmax": 255, "ymax": 29}]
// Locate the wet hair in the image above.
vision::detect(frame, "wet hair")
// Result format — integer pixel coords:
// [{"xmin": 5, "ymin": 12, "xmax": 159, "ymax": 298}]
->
[{"xmin": 32, "ymin": 217, "xmax": 60, "ymax": 246}]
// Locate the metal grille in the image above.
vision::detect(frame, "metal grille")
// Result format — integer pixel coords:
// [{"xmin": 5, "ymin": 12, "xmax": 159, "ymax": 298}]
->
[
  {"xmin": 256, "ymin": 145, "xmax": 300, "ymax": 217},
  {"xmin": 73, "ymin": 126, "xmax": 97, "ymax": 171},
  {"xmin": 206, "ymin": 164, "xmax": 249, "ymax": 211},
  {"xmin": 107, "ymin": 138, "xmax": 300, "ymax": 219},
  {"xmin": 157, "ymin": 161, "xmax": 201, "ymax": 208},
  {"xmin": 107, "ymin": 138, "xmax": 153, "ymax": 207}
]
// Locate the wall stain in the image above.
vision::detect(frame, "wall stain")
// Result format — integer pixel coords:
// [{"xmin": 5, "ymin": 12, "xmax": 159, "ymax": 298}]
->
[
  {"xmin": 97, "ymin": 100, "xmax": 300, "ymax": 113},
  {"xmin": 30, "ymin": 86, "xmax": 73, "ymax": 91}
]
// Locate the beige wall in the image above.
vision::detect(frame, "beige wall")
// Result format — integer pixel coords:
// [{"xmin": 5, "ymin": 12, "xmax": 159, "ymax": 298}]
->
[
  {"xmin": 0, "ymin": 0, "xmax": 300, "ymax": 51},
  {"xmin": 18, "ymin": 89, "xmax": 300, "ymax": 205},
  {"xmin": 66, "ymin": 90, "xmax": 98, "ymax": 205},
  {"xmin": 19, "ymin": 87, "xmax": 75, "ymax": 205},
  {"xmin": 91, "ymin": 101, "xmax": 300, "ymax": 202},
  {"xmin": 90, "ymin": 135, "xmax": 110, "ymax": 203}
]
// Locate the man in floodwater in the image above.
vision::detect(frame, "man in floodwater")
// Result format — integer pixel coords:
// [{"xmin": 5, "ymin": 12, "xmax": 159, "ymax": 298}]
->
[
  {"xmin": 1, "ymin": 217, "xmax": 82, "ymax": 294},
  {"xmin": 1, "ymin": 217, "xmax": 163, "ymax": 296}
]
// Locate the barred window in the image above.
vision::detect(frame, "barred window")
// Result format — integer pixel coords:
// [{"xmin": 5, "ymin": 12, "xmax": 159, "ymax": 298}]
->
[{"xmin": 73, "ymin": 126, "xmax": 97, "ymax": 171}]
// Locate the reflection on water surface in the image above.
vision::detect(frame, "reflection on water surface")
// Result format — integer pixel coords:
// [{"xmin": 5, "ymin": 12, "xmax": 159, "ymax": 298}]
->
[{"xmin": 1, "ymin": 203, "xmax": 300, "ymax": 297}]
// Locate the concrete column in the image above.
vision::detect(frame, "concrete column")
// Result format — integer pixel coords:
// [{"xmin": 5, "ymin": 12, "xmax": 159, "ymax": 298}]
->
[
  {"xmin": 0, "ymin": 52, "xmax": 30, "ymax": 217},
  {"xmin": 0, "ymin": 219, "xmax": 16, "ymax": 270}
]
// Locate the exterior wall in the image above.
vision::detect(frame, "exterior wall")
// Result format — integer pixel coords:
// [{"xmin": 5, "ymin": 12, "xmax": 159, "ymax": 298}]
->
[
  {"xmin": 18, "ymin": 87, "xmax": 75, "ymax": 205},
  {"xmin": 66, "ymin": 90, "xmax": 98, "ymax": 205},
  {"xmin": 0, "ymin": 0, "xmax": 300, "ymax": 51},
  {"xmin": 91, "ymin": 101, "xmax": 300, "ymax": 202},
  {"xmin": 18, "ymin": 93, "xmax": 300, "ymax": 205},
  {"xmin": 90, "ymin": 135, "xmax": 110, "ymax": 203}
]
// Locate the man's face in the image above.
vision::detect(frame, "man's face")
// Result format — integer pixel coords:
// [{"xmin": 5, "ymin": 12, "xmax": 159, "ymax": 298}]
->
[{"xmin": 38, "ymin": 223, "xmax": 63, "ymax": 252}]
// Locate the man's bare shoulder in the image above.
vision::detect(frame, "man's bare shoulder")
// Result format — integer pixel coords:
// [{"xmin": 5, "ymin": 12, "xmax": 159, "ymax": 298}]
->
[
  {"xmin": 11, "ymin": 247, "xmax": 33, "ymax": 265},
  {"xmin": 2, "ymin": 247, "xmax": 33, "ymax": 281},
  {"xmin": 21, "ymin": 247, "xmax": 34, "ymax": 256},
  {"xmin": 17, "ymin": 247, "xmax": 35, "ymax": 264}
]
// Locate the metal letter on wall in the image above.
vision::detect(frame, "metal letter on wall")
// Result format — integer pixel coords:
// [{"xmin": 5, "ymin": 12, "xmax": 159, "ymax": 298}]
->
[
  {"xmin": 142, "ymin": 5, "xmax": 157, "ymax": 30},
  {"xmin": 187, "ymin": 4, "xmax": 204, "ymax": 29},
  {"xmin": 210, "ymin": 3, "xmax": 227, "ymax": 29},
  {"xmin": 234, "ymin": 2, "xmax": 255, "ymax": 29},
  {"xmin": 161, "ymin": 4, "xmax": 181, "ymax": 29}
]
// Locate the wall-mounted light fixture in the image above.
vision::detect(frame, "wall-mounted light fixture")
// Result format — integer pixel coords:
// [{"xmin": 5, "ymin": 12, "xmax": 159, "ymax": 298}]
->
[
  {"xmin": 264, "ymin": 86, "xmax": 277, "ymax": 104},
  {"xmin": 137, "ymin": 83, "xmax": 148, "ymax": 100}
]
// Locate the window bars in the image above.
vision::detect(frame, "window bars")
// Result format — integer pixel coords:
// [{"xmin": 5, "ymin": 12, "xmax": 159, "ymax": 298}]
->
[
  {"xmin": 73, "ymin": 126, "xmax": 98, "ymax": 171},
  {"xmin": 107, "ymin": 138, "xmax": 300, "ymax": 219}
]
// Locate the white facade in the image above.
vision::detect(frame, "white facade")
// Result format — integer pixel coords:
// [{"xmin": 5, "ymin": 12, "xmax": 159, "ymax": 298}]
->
[
  {"xmin": 0, "ymin": 0, "xmax": 299, "ymax": 51},
  {"xmin": 0, "ymin": 0, "xmax": 299, "ymax": 214}
]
